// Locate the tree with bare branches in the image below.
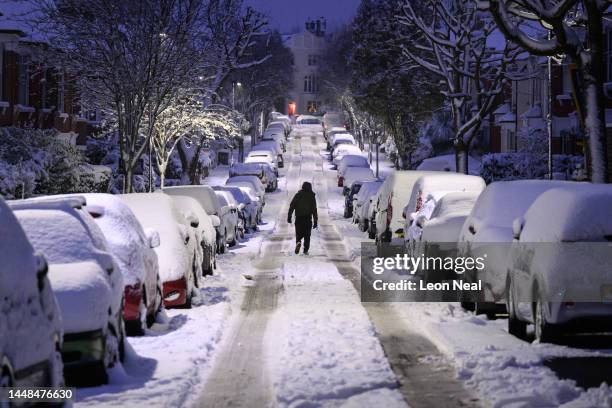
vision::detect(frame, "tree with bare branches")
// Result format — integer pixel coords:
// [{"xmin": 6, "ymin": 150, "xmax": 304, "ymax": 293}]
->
[
  {"xmin": 399, "ymin": 0, "xmax": 527, "ymax": 173},
  {"xmin": 485, "ymin": 0, "xmax": 611, "ymax": 182}
]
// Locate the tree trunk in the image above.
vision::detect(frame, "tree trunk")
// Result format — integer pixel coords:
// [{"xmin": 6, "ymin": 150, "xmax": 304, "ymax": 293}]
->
[
  {"xmin": 455, "ymin": 138, "xmax": 469, "ymax": 174},
  {"xmin": 582, "ymin": 3, "xmax": 608, "ymax": 183},
  {"xmin": 124, "ymin": 165, "xmax": 134, "ymax": 193}
]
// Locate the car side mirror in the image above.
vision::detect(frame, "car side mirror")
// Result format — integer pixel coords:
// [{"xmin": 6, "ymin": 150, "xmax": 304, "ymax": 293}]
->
[
  {"xmin": 184, "ymin": 211, "xmax": 199, "ymax": 228},
  {"xmin": 34, "ymin": 252, "xmax": 48, "ymax": 292},
  {"xmin": 512, "ymin": 217, "xmax": 524, "ymax": 241},
  {"xmin": 144, "ymin": 228, "xmax": 161, "ymax": 249},
  {"xmin": 210, "ymin": 215, "xmax": 221, "ymax": 227}
]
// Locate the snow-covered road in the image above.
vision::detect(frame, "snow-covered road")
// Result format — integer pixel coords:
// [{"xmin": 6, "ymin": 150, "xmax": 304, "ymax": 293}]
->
[{"xmin": 75, "ymin": 128, "xmax": 612, "ymax": 408}]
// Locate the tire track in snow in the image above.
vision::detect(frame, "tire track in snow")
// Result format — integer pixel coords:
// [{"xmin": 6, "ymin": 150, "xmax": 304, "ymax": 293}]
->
[{"xmin": 196, "ymin": 132, "xmax": 305, "ymax": 408}]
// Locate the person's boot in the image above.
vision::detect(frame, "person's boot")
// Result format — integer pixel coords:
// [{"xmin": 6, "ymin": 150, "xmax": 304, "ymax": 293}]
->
[{"xmin": 295, "ymin": 241, "xmax": 301, "ymax": 254}]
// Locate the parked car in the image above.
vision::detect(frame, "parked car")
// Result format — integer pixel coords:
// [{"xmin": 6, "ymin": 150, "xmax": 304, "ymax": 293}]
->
[
  {"xmin": 342, "ymin": 167, "xmax": 376, "ymax": 196},
  {"xmin": 401, "ymin": 174, "xmax": 486, "ymax": 239},
  {"xmin": 325, "ymin": 126, "xmax": 349, "ymax": 141},
  {"xmin": 353, "ymin": 181, "xmax": 383, "ymax": 227},
  {"xmin": 261, "ymin": 132, "xmax": 286, "ymax": 154},
  {"xmin": 332, "ymin": 145, "xmax": 363, "ymax": 166},
  {"xmin": 507, "ymin": 185, "xmax": 612, "ymax": 342},
  {"xmin": 328, "ymin": 133, "xmax": 356, "ymax": 151},
  {"xmin": 169, "ymin": 195, "xmax": 217, "ymax": 276},
  {"xmin": 214, "ymin": 186, "xmax": 259, "ymax": 232},
  {"xmin": 226, "ymin": 176, "xmax": 266, "ymax": 203},
  {"xmin": 74, "ymin": 193, "xmax": 163, "ymax": 335},
  {"xmin": 323, "ymin": 112, "xmax": 347, "ymax": 131},
  {"xmin": 214, "ymin": 190, "xmax": 242, "ymax": 244},
  {"xmin": 337, "ymin": 155, "xmax": 370, "ymax": 186},
  {"xmin": 162, "ymin": 186, "xmax": 227, "ymax": 254},
  {"xmin": 230, "ymin": 162, "xmax": 277, "ymax": 191},
  {"xmin": 121, "ymin": 193, "xmax": 199, "ymax": 308},
  {"xmin": 0, "ymin": 197, "xmax": 63, "ymax": 389},
  {"xmin": 296, "ymin": 115, "xmax": 322, "ymax": 125},
  {"xmin": 457, "ymin": 180, "xmax": 575, "ymax": 316},
  {"xmin": 246, "ymin": 149, "xmax": 278, "ymax": 175},
  {"xmin": 367, "ymin": 187, "xmax": 384, "ymax": 238},
  {"xmin": 233, "ymin": 185, "xmax": 264, "ymax": 224},
  {"xmin": 12, "ymin": 199, "xmax": 124, "ymax": 386},
  {"xmin": 373, "ymin": 171, "xmax": 440, "ymax": 244},
  {"xmin": 343, "ymin": 179, "xmax": 372, "ymax": 218},
  {"xmin": 257, "ymin": 140, "xmax": 285, "ymax": 169}
]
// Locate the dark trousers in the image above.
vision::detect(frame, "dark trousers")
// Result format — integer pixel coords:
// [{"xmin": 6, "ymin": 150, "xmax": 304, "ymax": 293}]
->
[{"xmin": 295, "ymin": 215, "xmax": 312, "ymax": 252}]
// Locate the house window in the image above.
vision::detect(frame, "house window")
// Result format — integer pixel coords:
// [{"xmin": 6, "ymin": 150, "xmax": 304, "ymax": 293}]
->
[
  {"xmin": 18, "ymin": 55, "xmax": 29, "ymax": 105},
  {"xmin": 307, "ymin": 100, "xmax": 319, "ymax": 113},
  {"xmin": 304, "ymin": 75, "xmax": 319, "ymax": 93},
  {"xmin": 506, "ymin": 130, "xmax": 516, "ymax": 151},
  {"xmin": 308, "ymin": 54, "xmax": 318, "ymax": 66}
]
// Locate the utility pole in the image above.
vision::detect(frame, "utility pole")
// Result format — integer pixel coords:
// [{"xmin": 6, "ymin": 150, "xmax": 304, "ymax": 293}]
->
[
  {"xmin": 547, "ymin": 31, "xmax": 554, "ymax": 180},
  {"xmin": 376, "ymin": 137, "xmax": 380, "ymax": 178}
]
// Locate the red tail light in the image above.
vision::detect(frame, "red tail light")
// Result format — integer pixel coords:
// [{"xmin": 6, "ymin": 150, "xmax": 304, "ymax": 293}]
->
[
  {"xmin": 124, "ymin": 284, "xmax": 143, "ymax": 321},
  {"xmin": 163, "ymin": 277, "xmax": 187, "ymax": 307},
  {"xmin": 415, "ymin": 191, "xmax": 423, "ymax": 212}
]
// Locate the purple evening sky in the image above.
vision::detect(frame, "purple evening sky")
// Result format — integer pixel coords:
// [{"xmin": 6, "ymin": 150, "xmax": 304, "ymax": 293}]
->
[{"xmin": 244, "ymin": 0, "xmax": 361, "ymax": 33}]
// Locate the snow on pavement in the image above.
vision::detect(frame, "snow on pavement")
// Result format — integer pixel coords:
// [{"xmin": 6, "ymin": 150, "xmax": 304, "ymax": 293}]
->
[{"xmin": 265, "ymin": 257, "xmax": 406, "ymax": 408}]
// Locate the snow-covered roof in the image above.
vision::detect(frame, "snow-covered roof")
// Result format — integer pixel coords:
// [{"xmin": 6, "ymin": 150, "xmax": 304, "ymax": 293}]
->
[
  {"xmin": 492, "ymin": 103, "xmax": 511, "ymax": 116},
  {"xmin": 522, "ymin": 103, "xmax": 543, "ymax": 119},
  {"xmin": 499, "ymin": 112, "xmax": 516, "ymax": 123}
]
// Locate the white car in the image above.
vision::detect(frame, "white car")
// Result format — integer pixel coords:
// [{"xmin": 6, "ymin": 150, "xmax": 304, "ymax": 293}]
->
[
  {"xmin": 170, "ymin": 195, "xmax": 217, "ymax": 276},
  {"xmin": 75, "ymin": 193, "xmax": 163, "ymax": 335},
  {"xmin": 257, "ymin": 140, "xmax": 285, "ymax": 169},
  {"xmin": 325, "ymin": 126, "xmax": 349, "ymax": 141},
  {"xmin": 230, "ymin": 162, "xmax": 275, "ymax": 190},
  {"xmin": 0, "ymin": 198, "xmax": 63, "ymax": 389},
  {"xmin": 342, "ymin": 167, "xmax": 377, "ymax": 197},
  {"xmin": 246, "ymin": 150, "xmax": 278, "ymax": 175},
  {"xmin": 226, "ymin": 176, "xmax": 266, "ymax": 202},
  {"xmin": 366, "ymin": 187, "xmax": 384, "ymax": 238},
  {"xmin": 12, "ymin": 200, "xmax": 124, "ymax": 385},
  {"xmin": 162, "ymin": 186, "xmax": 227, "ymax": 254},
  {"xmin": 121, "ymin": 193, "xmax": 198, "ymax": 308},
  {"xmin": 402, "ymin": 174, "xmax": 485, "ymax": 239},
  {"xmin": 507, "ymin": 185, "xmax": 612, "ymax": 342},
  {"xmin": 214, "ymin": 190, "xmax": 242, "ymax": 244},
  {"xmin": 214, "ymin": 186, "xmax": 259, "ymax": 231},
  {"xmin": 328, "ymin": 133, "xmax": 356, "ymax": 151},
  {"xmin": 337, "ymin": 155, "xmax": 370, "ymax": 186},
  {"xmin": 296, "ymin": 115, "xmax": 322, "ymax": 125},
  {"xmin": 373, "ymin": 171, "xmax": 441, "ymax": 244},
  {"xmin": 353, "ymin": 181, "xmax": 383, "ymax": 227},
  {"xmin": 261, "ymin": 131, "xmax": 286, "ymax": 152},
  {"xmin": 458, "ymin": 180, "xmax": 576, "ymax": 316},
  {"xmin": 332, "ymin": 145, "xmax": 362, "ymax": 166}
]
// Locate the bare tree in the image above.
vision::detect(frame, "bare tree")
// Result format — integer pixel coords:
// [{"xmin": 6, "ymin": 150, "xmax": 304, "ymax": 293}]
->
[
  {"xmin": 485, "ymin": 0, "xmax": 611, "ymax": 183},
  {"xmin": 399, "ymin": 0, "xmax": 526, "ymax": 173},
  {"xmin": 176, "ymin": 0, "xmax": 270, "ymax": 183},
  {"xmin": 35, "ymin": 0, "xmax": 203, "ymax": 192}
]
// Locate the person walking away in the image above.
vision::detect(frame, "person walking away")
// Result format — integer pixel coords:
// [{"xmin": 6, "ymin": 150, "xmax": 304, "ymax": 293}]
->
[{"xmin": 287, "ymin": 182, "xmax": 318, "ymax": 255}]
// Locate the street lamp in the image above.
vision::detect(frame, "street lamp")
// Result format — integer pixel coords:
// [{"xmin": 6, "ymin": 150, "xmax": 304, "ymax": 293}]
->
[{"xmin": 232, "ymin": 82, "xmax": 242, "ymax": 110}]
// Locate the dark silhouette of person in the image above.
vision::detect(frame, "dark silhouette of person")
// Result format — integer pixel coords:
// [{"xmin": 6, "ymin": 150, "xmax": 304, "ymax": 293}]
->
[{"xmin": 287, "ymin": 181, "xmax": 318, "ymax": 255}]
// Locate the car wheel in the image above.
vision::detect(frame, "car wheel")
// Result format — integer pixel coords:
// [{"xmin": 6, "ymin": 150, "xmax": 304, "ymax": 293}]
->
[
  {"xmin": 506, "ymin": 280, "xmax": 527, "ymax": 339},
  {"xmin": 460, "ymin": 301, "xmax": 475, "ymax": 311},
  {"xmin": 534, "ymin": 292, "xmax": 558, "ymax": 343}
]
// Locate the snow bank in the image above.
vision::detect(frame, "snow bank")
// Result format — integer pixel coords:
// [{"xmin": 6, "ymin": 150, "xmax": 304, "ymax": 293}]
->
[
  {"xmin": 392, "ymin": 302, "xmax": 612, "ymax": 407},
  {"xmin": 265, "ymin": 258, "xmax": 405, "ymax": 407}
]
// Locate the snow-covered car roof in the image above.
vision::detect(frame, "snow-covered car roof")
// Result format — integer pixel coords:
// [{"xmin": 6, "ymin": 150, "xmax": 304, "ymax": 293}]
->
[
  {"xmin": 257, "ymin": 140, "xmax": 283, "ymax": 154},
  {"xmin": 421, "ymin": 191, "xmax": 480, "ymax": 243},
  {"xmin": 73, "ymin": 193, "xmax": 155, "ymax": 286},
  {"xmin": 163, "ymin": 185, "xmax": 221, "ymax": 215},
  {"xmin": 405, "ymin": 173, "xmax": 485, "ymax": 216},
  {"xmin": 331, "ymin": 133, "xmax": 355, "ymax": 144},
  {"xmin": 354, "ymin": 181, "xmax": 383, "ymax": 204},
  {"xmin": 214, "ymin": 186, "xmax": 252, "ymax": 205},
  {"xmin": 120, "ymin": 193, "xmax": 191, "ymax": 282},
  {"xmin": 344, "ymin": 167, "xmax": 376, "ymax": 186},
  {"xmin": 520, "ymin": 184, "xmax": 612, "ymax": 242},
  {"xmin": 226, "ymin": 176, "xmax": 265, "ymax": 194},
  {"xmin": 333, "ymin": 144, "xmax": 362, "ymax": 157},
  {"xmin": 215, "ymin": 190, "xmax": 238, "ymax": 208},
  {"xmin": 230, "ymin": 163, "xmax": 264, "ymax": 178},
  {"xmin": 338, "ymin": 155, "xmax": 370, "ymax": 175},
  {"xmin": 459, "ymin": 180, "xmax": 576, "ymax": 243},
  {"xmin": 248, "ymin": 149, "xmax": 275, "ymax": 158},
  {"xmin": 170, "ymin": 195, "xmax": 216, "ymax": 245}
]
